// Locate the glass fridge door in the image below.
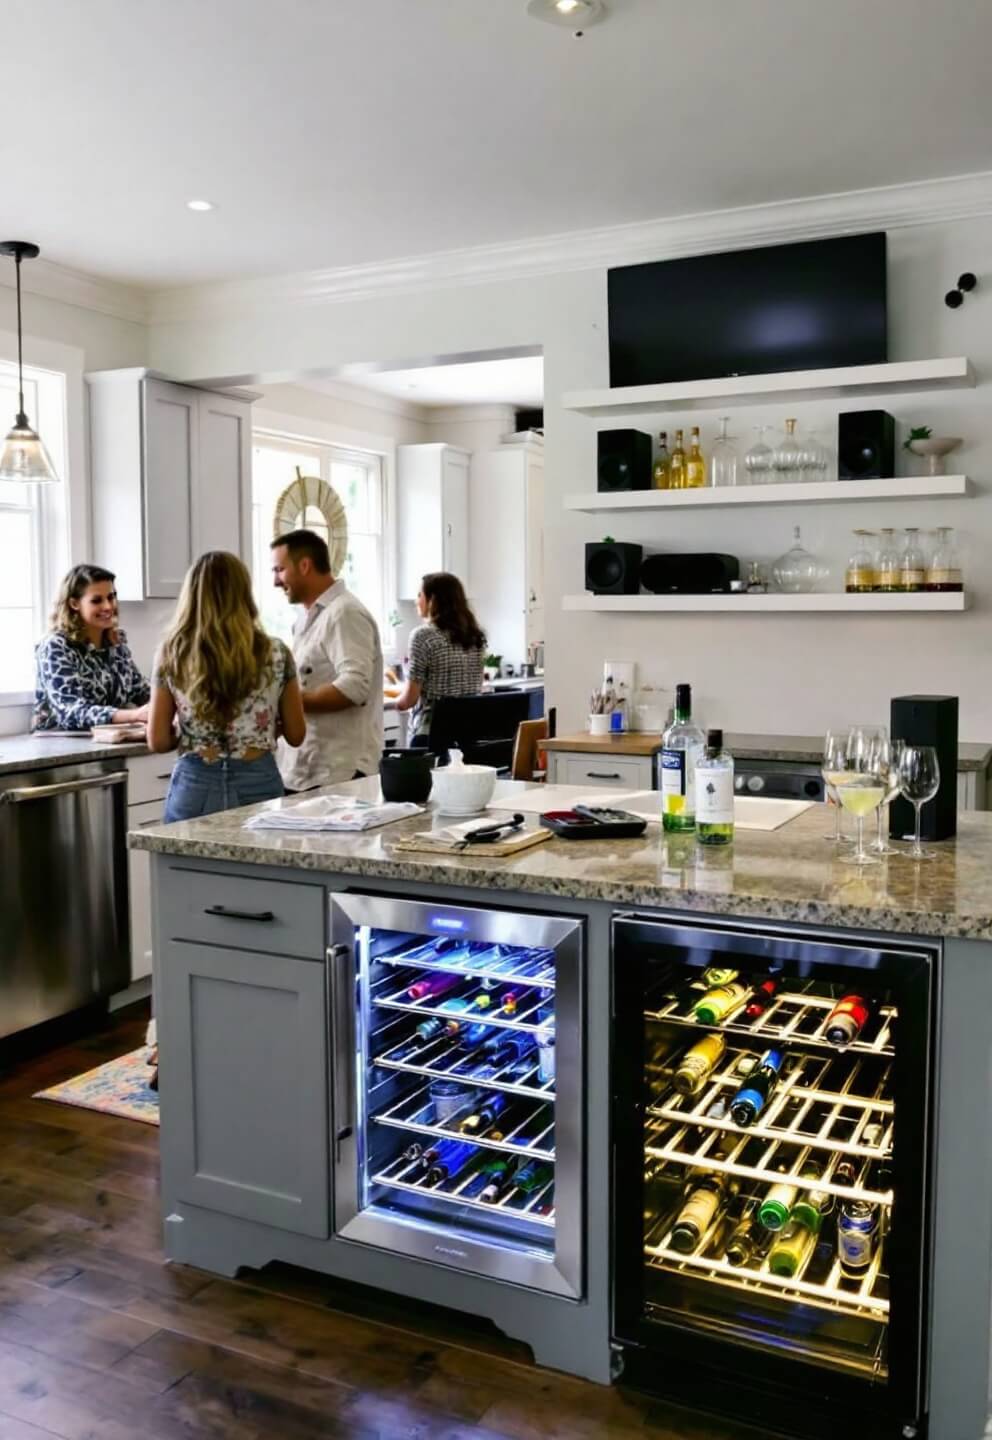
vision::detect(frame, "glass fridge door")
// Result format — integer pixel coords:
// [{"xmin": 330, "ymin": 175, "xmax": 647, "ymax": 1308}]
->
[
  {"xmin": 330, "ymin": 893, "xmax": 583, "ymax": 1299},
  {"xmin": 612, "ymin": 915, "xmax": 935, "ymax": 1438}
]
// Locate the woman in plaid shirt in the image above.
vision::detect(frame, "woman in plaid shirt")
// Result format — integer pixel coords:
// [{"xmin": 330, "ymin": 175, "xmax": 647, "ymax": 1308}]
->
[{"xmin": 394, "ymin": 572, "xmax": 486, "ymax": 739}]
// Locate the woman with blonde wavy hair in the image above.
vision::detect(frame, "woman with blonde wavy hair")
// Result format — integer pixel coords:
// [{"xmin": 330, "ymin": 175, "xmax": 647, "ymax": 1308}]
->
[{"xmin": 149, "ymin": 551, "xmax": 305, "ymax": 822}]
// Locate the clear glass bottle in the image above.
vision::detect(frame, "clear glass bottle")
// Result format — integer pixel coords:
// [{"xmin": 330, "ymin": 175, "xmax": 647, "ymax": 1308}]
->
[
  {"xmin": 898, "ymin": 527, "xmax": 927, "ymax": 592},
  {"xmin": 652, "ymin": 431, "xmax": 671, "ymax": 490},
  {"xmin": 876, "ymin": 527, "xmax": 900, "ymax": 592},
  {"xmin": 925, "ymin": 526, "xmax": 963, "ymax": 591},
  {"xmin": 845, "ymin": 530, "xmax": 878, "ymax": 593},
  {"xmin": 772, "ymin": 526, "xmax": 824, "ymax": 594},
  {"xmin": 802, "ymin": 429, "xmax": 832, "ymax": 481},
  {"xmin": 696, "ymin": 729, "xmax": 734, "ymax": 846},
  {"xmin": 711, "ymin": 416, "xmax": 739, "ymax": 487},
  {"xmin": 669, "ymin": 429, "xmax": 687, "ymax": 490},
  {"xmin": 772, "ymin": 418, "xmax": 802, "ymax": 484},
  {"xmin": 661, "ymin": 682, "xmax": 705, "ymax": 833},
  {"xmin": 685, "ymin": 426, "xmax": 706, "ymax": 489},
  {"xmin": 744, "ymin": 425, "xmax": 774, "ymax": 483},
  {"xmin": 745, "ymin": 560, "xmax": 768, "ymax": 594}
]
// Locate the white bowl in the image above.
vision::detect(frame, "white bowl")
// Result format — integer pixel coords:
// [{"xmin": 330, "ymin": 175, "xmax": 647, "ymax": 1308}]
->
[{"xmin": 430, "ymin": 763, "xmax": 497, "ymax": 815}]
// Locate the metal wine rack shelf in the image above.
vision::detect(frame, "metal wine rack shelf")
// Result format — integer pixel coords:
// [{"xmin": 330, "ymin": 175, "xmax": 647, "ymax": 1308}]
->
[
  {"xmin": 647, "ymin": 989, "xmax": 896, "ymax": 1058},
  {"xmin": 372, "ymin": 1153, "xmax": 556, "ymax": 1228},
  {"xmin": 374, "ymin": 944, "xmax": 556, "ymax": 991},
  {"xmin": 372, "ymin": 968, "xmax": 553, "ymax": 1033},
  {"xmin": 646, "ymin": 1048, "xmax": 894, "ymax": 1207},
  {"xmin": 372, "ymin": 1081, "xmax": 555, "ymax": 1162},
  {"xmin": 375, "ymin": 1030, "xmax": 556, "ymax": 1101}
]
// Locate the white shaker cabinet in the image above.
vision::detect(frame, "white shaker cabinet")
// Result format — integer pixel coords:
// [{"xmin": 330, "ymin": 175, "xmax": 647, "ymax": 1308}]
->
[
  {"xmin": 397, "ymin": 444, "xmax": 470, "ymax": 600},
  {"xmin": 88, "ymin": 368, "xmax": 257, "ymax": 601},
  {"xmin": 469, "ymin": 443, "xmax": 545, "ymax": 668}
]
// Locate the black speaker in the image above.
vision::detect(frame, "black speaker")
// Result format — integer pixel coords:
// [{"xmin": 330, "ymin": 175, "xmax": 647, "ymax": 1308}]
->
[
  {"xmin": 889, "ymin": 694, "xmax": 958, "ymax": 841},
  {"xmin": 597, "ymin": 429, "xmax": 653, "ymax": 492},
  {"xmin": 838, "ymin": 410, "xmax": 895, "ymax": 480},
  {"xmin": 585, "ymin": 542, "xmax": 643, "ymax": 595},
  {"xmin": 640, "ymin": 553, "xmax": 740, "ymax": 594}
]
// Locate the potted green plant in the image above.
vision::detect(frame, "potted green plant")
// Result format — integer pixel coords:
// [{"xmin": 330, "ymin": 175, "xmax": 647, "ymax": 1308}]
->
[
  {"xmin": 484, "ymin": 652, "xmax": 502, "ymax": 682},
  {"xmin": 903, "ymin": 425, "xmax": 962, "ymax": 476}
]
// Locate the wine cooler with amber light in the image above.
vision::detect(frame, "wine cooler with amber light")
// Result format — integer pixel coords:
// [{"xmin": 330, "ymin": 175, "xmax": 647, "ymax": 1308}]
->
[{"xmin": 611, "ymin": 915, "xmax": 936, "ymax": 1440}]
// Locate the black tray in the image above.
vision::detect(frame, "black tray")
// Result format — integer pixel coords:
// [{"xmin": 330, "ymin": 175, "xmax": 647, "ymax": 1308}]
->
[{"xmin": 539, "ymin": 806, "xmax": 648, "ymax": 840}]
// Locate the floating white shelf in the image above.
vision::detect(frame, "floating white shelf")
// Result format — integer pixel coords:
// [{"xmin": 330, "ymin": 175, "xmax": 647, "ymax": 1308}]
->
[
  {"xmin": 562, "ymin": 592, "xmax": 969, "ymax": 614},
  {"xmin": 562, "ymin": 357, "xmax": 974, "ymax": 417},
  {"xmin": 564, "ymin": 474, "xmax": 970, "ymax": 513}
]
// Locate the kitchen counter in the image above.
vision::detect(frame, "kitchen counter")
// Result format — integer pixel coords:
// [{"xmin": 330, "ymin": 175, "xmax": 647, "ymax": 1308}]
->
[
  {"xmin": 0, "ymin": 732, "xmax": 148, "ymax": 776},
  {"xmin": 132, "ymin": 777, "xmax": 992, "ymax": 939},
  {"xmin": 544, "ymin": 730, "xmax": 992, "ymax": 771}
]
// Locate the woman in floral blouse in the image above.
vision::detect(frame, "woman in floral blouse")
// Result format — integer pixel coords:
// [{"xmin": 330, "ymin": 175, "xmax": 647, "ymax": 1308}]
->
[
  {"xmin": 33, "ymin": 564, "xmax": 150, "ymax": 731},
  {"xmin": 148, "ymin": 551, "xmax": 305, "ymax": 822}
]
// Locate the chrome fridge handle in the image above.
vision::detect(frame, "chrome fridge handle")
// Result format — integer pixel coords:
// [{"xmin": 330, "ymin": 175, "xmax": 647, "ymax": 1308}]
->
[
  {"xmin": 0, "ymin": 770, "xmax": 128, "ymax": 804},
  {"xmin": 327, "ymin": 943, "xmax": 355, "ymax": 1160}
]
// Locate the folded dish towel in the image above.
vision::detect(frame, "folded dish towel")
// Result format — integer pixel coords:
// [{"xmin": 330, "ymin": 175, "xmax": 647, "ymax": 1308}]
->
[{"xmin": 243, "ymin": 795, "xmax": 423, "ymax": 832}]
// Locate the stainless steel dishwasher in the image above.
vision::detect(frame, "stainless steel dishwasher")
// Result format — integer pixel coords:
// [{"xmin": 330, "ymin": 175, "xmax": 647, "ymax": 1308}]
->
[{"xmin": 0, "ymin": 760, "xmax": 130, "ymax": 1038}]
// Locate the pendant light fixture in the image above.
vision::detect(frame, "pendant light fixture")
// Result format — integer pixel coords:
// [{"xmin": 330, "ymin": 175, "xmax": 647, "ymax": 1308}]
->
[{"xmin": 0, "ymin": 241, "xmax": 59, "ymax": 484}]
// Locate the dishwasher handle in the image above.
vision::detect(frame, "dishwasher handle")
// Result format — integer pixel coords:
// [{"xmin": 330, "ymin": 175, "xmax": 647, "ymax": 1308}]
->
[
  {"xmin": 0, "ymin": 770, "xmax": 128, "ymax": 804},
  {"xmin": 328, "ymin": 943, "xmax": 356, "ymax": 1158}
]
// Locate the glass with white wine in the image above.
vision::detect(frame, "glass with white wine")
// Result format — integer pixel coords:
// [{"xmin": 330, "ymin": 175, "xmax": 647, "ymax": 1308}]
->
[
  {"xmin": 822, "ymin": 728, "xmax": 855, "ymax": 845},
  {"xmin": 834, "ymin": 726, "xmax": 888, "ymax": 866},
  {"xmin": 871, "ymin": 736, "xmax": 904, "ymax": 856}
]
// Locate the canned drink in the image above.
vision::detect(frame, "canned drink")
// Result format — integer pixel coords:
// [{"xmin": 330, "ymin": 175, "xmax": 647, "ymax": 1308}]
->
[{"xmin": 838, "ymin": 1199, "xmax": 880, "ymax": 1277}]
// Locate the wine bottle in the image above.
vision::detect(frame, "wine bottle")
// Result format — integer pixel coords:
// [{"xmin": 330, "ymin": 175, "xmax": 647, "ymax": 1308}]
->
[
  {"xmin": 695, "ymin": 729, "xmax": 735, "ymax": 847},
  {"xmin": 728, "ymin": 1048, "xmax": 783, "ymax": 1127},
  {"xmin": 685, "ymin": 426, "xmax": 706, "ymax": 489},
  {"xmin": 661, "ymin": 684, "xmax": 705, "ymax": 834},
  {"xmin": 669, "ymin": 429, "xmax": 687, "ymax": 490},
  {"xmin": 652, "ymin": 431, "xmax": 671, "ymax": 490},
  {"xmin": 694, "ymin": 982, "xmax": 748, "ymax": 1025},
  {"xmin": 768, "ymin": 1216, "xmax": 817, "ymax": 1278},
  {"xmin": 745, "ymin": 977, "xmax": 779, "ymax": 1019},
  {"xmin": 672, "ymin": 1034, "xmax": 726, "ymax": 1097},
  {"xmin": 425, "ymin": 1141, "xmax": 477, "ymax": 1185},
  {"xmin": 512, "ymin": 1160, "xmax": 553, "ymax": 1195},
  {"xmin": 479, "ymin": 1157, "xmax": 518, "ymax": 1203},
  {"xmin": 459, "ymin": 1092, "xmax": 509, "ymax": 1135},
  {"xmin": 406, "ymin": 972, "xmax": 462, "ymax": 1003},
  {"xmin": 670, "ymin": 1172, "xmax": 728, "ymax": 1254}
]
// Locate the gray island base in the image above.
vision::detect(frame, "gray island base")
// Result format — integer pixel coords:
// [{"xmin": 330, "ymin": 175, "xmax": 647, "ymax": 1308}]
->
[{"xmin": 133, "ymin": 780, "xmax": 992, "ymax": 1440}]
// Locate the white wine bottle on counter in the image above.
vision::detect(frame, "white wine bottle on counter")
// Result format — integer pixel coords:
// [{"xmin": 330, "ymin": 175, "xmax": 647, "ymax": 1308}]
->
[{"xmin": 696, "ymin": 730, "xmax": 735, "ymax": 847}]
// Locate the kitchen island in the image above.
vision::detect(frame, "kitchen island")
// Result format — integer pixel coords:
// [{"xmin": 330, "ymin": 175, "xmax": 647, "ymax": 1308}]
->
[{"xmin": 133, "ymin": 783, "xmax": 992, "ymax": 1440}]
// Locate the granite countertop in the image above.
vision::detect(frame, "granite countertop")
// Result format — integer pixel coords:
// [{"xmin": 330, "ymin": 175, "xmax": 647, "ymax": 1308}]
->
[
  {"xmin": 0, "ymin": 733, "xmax": 149, "ymax": 776},
  {"xmin": 545, "ymin": 731, "xmax": 992, "ymax": 772},
  {"xmin": 131, "ymin": 777, "xmax": 992, "ymax": 940}
]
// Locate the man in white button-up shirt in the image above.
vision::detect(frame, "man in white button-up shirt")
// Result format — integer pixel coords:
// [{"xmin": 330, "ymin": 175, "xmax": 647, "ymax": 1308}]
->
[{"xmin": 271, "ymin": 530, "xmax": 383, "ymax": 791}]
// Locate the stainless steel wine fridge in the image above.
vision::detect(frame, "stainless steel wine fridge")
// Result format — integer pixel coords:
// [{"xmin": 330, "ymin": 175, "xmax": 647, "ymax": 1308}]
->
[
  {"xmin": 329, "ymin": 893, "xmax": 583, "ymax": 1298},
  {"xmin": 611, "ymin": 914, "xmax": 937, "ymax": 1440}
]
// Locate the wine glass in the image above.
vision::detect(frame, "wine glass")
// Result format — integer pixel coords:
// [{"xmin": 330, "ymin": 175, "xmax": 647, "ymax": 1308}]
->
[
  {"xmin": 834, "ymin": 726, "xmax": 887, "ymax": 866},
  {"xmin": 822, "ymin": 729, "xmax": 853, "ymax": 845},
  {"xmin": 896, "ymin": 745, "xmax": 940, "ymax": 860},
  {"xmin": 871, "ymin": 737, "xmax": 904, "ymax": 856}
]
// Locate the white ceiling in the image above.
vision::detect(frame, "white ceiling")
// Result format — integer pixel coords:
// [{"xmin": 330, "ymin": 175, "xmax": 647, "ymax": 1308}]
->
[
  {"xmin": 7, "ymin": 0, "xmax": 992, "ymax": 288},
  {"xmin": 322, "ymin": 355, "xmax": 544, "ymax": 409}
]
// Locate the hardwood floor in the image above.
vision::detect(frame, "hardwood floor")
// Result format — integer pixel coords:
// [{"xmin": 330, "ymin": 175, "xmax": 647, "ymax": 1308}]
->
[{"xmin": 0, "ymin": 1005, "xmax": 775, "ymax": 1440}]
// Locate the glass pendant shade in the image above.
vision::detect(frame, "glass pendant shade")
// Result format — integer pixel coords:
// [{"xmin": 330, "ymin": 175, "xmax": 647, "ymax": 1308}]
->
[{"xmin": 0, "ymin": 413, "xmax": 59, "ymax": 482}]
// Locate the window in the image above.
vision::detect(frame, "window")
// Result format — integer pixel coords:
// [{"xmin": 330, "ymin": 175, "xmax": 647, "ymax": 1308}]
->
[
  {"xmin": 251, "ymin": 432, "xmax": 388, "ymax": 643},
  {"xmin": 0, "ymin": 361, "xmax": 68, "ymax": 702}
]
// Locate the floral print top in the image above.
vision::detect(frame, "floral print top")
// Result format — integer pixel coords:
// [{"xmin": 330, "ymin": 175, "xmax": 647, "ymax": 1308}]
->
[
  {"xmin": 33, "ymin": 630, "xmax": 150, "ymax": 731},
  {"xmin": 152, "ymin": 638, "xmax": 296, "ymax": 760}
]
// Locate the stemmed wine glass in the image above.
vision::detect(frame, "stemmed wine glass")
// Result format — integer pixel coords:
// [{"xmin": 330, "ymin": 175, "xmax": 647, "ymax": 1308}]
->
[
  {"xmin": 896, "ymin": 745, "xmax": 941, "ymax": 860},
  {"xmin": 871, "ymin": 737, "xmax": 904, "ymax": 855},
  {"xmin": 821, "ymin": 729, "xmax": 853, "ymax": 845},
  {"xmin": 834, "ymin": 726, "xmax": 887, "ymax": 866}
]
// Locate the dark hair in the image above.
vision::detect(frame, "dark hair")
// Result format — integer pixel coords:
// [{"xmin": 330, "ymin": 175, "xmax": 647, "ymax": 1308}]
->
[
  {"xmin": 51, "ymin": 564, "xmax": 117, "ymax": 642},
  {"xmin": 271, "ymin": 528, "xmax": 331, "ymax": 575},
  {"xmin": 421, "ymin": 572, "xmax": 486, "ymax": 652}
]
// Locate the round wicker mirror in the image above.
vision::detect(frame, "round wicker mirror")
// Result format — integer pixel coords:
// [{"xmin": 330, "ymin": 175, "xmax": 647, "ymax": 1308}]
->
[{"xmin": 273, "ymin": 467, "xmax": 349, "ymax": 575}]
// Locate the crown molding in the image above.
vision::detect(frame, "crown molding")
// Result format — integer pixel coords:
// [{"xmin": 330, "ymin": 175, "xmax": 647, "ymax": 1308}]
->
[
  {"xmin": 0, "ymin": 256, "xmax": 148, "ymax": 326},
  {"xmin": 148, "ymin": 169, "xmax": 992, "ymax": 324}
]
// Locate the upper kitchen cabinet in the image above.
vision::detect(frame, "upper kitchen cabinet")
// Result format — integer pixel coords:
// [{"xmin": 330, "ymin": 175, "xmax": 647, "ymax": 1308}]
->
[
  {"xmin": 469, "ymin": 443, "xmax": 545, "ymax": 667},
  {"xmin": 396, "ymin": 443, "xmax": 470, "ymax": 600},
  {"xmin": 87, "ymin": 369, "xmax": 258, "ymax": 600}
]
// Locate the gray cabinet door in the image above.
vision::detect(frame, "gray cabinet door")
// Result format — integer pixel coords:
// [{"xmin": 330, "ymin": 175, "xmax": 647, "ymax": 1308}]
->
[
  {"xmin": 143, "ymin": 379, "xmax": 196, "ymax": 598},
  {"xmin": 160, "ymin": 941, "xmax": 329, "ymax": 1236}
]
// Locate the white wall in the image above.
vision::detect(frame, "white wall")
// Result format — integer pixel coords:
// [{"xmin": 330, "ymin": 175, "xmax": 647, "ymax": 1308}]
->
[
  {"xmin": 425, "ymin": 403, "xmax": 517, "ymax": 454},
  {"xmin": 149, "ymin": 211, "xmax": 992, "ymax": 742}
]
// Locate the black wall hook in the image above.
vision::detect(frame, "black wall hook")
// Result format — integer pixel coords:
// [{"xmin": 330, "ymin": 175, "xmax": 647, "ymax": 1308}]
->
[{"xmin": 945, "ymin": 272, "xmax": 979, "ymax": 308}]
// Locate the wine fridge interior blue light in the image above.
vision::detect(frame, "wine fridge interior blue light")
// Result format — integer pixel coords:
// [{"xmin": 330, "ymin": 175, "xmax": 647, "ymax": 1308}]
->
[
  {"xmin": 330, "ymin": 895, "xmax": 583, "ymax": 1298},
  {"xmin": 611, "ymin": 914, "xmax": 936, "ymax": 1440}
]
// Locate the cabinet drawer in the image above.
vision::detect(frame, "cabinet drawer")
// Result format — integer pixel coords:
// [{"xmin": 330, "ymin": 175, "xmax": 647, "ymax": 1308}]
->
[
  {"xmin": 128, "ymin": 752, "xmax": 175, "ymax": 804},
  {"xmin": 564, "ymin": 755, "xmax": 652, "ymax": 789},
  {"xmin": 164, "ymin": 866, "xmax": 325, "ymax": 958}
]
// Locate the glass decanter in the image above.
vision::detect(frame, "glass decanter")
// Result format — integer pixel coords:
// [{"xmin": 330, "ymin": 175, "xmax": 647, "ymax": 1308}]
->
[
  {"xmin": 876, "ymin": 527, "xmax": 900, "ymax": 592},
  {"xmin": 710, "ymin": 417, "xmax": 740, "ymax": 487},
  {"xmin": 844, "ymin": 530, "xmax": 878, "ymax": 593},
  {"xmin": 772, "ymin": 525, "xmax": 825, "ymax": 594},
  {"xmin": 899, "ymin": 528, "xmax": 927, "ymax": 592},
  {"xmin": 800, "ymin": 428, "xmax": 831, "ymax": 481},
  {"xmin": 925, "ymin": 526, "xmax": 963, "ymax": 592},
  {"xmin": 744, "ymin": 426, "xmax": 774, "ymax": 483},
  {"xmin": 772, "ymin": 418, "xmax": 802, "ymax": 484}
]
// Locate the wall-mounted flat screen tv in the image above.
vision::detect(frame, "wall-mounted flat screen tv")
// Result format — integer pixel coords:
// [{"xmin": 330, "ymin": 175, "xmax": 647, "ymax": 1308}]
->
[{"xmin": 608, "ymin": 232, "xmax": 887, "ymax": 388}]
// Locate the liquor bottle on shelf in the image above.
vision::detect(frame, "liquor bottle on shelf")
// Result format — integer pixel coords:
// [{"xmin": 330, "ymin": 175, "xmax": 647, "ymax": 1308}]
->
[
  {"xmin": 652, "ymin": 431, "xmax": 671, "ymax": 489},
  {"xmin": 745, "ymin": 977, "xmax": 779, "ymax": 1019},
  {"xmin": 483, "ymin": 1031, "xmax": 536, "ymax": 1068},
  {"xmin": 670, "ymin": 1172, "xmax": 731, "ymax": 1254},
  {"xmin": 425, "ymin": 1141, "xmax": 478, "ymax": 1185},
  {"xmin": 838, "ymin": 1198, "xmax": 881, "ymax": 1278},
  {"xmin": 725, "ymin": 1209, "xmax": 774, "ymax": 1268},
  {"xmin": 478, "ymin": 1156, "xmax": 519, "ymax": 1203},
  {"xmin": 758, "ymin": 1177, "xmax": 800, "ymax": 1233},
  {"xmin": 661, "ymin": 684, "xmax": 705, "ymax": 833},
  {"xmin": 729, "ymin": 1048, "xmax": 783, "ymax": 1127},
  {"xmin": 459, "ymin": 1092, "xmax": 509, "ymax": 1135},
  {"xmin": 669, "ymin": 429, "xmax": 687, "ymax": 490},
  {"xmin": 685, "ymin": 426, "xmax": 706, "ymax": 489},
  {"xmin": 694, "ymin": 982, "xmax": 749, "ymax": 1025},
  {"xmin": 696, "ymin": 729, "xmax": 735, "ymax": 847},
  {"xmin": 672, "ymin": 1034, "xmax": 726, "ymax": 1097},
  {"xmin": 824, "ymin": 994, "xmax": 871, "ymax": 1046},
  {"xmin": 791, "ymin": 1160, "xmax": 833, "ymax": 1230},
  {"xmin": 406, "ymin": 972, "xmax": 463, "ymax": 1003},
  {"xmin": 513, "ymin": 1160, "xmax": 554, "ymax": 1194},
  {"xmin": 768, "ymin": 1216, "xmax": 818, "ymax": 1278}
]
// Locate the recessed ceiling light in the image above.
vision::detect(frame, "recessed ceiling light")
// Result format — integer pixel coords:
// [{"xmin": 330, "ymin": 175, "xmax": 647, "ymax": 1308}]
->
[
  {"xmin": 526, "ymin": 0, "xmax": 605, "ymax": 27},
  {"xmin": 186, "ymin": 199, "xmax": 215, "ymax": 212}
]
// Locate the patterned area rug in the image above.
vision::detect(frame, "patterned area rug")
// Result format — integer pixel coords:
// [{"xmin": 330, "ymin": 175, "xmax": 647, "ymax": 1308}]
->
[{"xmin": 34, "ymin": 1048, "xmax": 160, "ymax": 1126}]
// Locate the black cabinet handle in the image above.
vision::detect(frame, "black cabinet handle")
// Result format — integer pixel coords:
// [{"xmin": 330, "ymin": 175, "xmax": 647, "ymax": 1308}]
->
[
  {"xmin": 204, "ymin": 905, "xmax": 275, "ymax": 922},
  {"xmin": 586, "ymin": 770, "xmax": 622, "ymax": 780}
]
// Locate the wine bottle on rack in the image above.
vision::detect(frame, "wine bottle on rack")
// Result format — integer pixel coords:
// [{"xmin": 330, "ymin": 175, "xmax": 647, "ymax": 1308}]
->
[
  {"xmin": 729, "ymin": 1048, "xmax": 783, "ymax": 1127},
  {"xmin": 824, "ymin": 994, "xmax": 872, "ymax": 1046},
  {"xmin": 745, "ymin": 977, "xmax": 779, "ymax": 1019},
  {"xmin": 670, "ymin": 1172, "xmax": 730, "ymax": 1254},
  {"xmin": 459, "ymin": 1092, "xmax": 509, "ymax": 1135},
  {"xmin": 499, "ymin": 989, "xmax": 524, "ymax": 1015},
  {"xmin": 791, "ymin": 1160, "xmax": 833, "ymax": 1230},
  {"xmin": 768, "ymin": 1216, "xmax": 818, "ymax": 1278},
  {"xmin": 406, "ymin": 972, "xmax": 463, "ymax": 1003},
  {"xmin": 672, "ymin": 1034, "xmax": 726, "ymax": 1097},
  {"xmin": 694, "ymin": 982, "xmax": 749, "ymax": 1025},
  {"xmin": 758, "ymin": 1177, "xmax": 800, "ymax": 1232},
  {"xmin": 458, "ymin": 1022, "xmax": 494, "ymax": 1051},
  {"xmin": 425, "ymin": 1141, "xmax": 478, "ymax": 1185},
  {"xmin": 483, "ymin": 1032, "xmax": 536, "ymax": 1068},
  {"xmin": 513, "ymin": 1160, "xmax": 553, "ymax": 1195},
  {"xmin": 479, "ymin": 1156, "xmax": 519, "ymax": 1203},
  {"xmin": 725, "ymin": 1209, "xmax": 774, "ymax": 1267}
]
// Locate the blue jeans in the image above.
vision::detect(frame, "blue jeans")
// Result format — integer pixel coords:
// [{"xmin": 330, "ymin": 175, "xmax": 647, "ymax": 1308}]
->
[{"xmin": 163, "ymin": 752, "xmax": 284, "ymax": 823}]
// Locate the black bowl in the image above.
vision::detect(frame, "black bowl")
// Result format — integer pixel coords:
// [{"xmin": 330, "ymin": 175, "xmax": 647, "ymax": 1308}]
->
[{"xmin": 379, "ymin": 748, "xmax": 435, "ymax": 803}]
